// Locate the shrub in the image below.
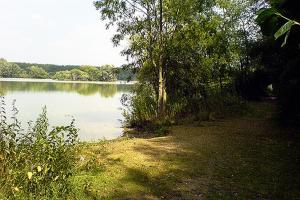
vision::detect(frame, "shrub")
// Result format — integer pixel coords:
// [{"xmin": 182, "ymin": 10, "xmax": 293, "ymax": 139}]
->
[
  {"xmin": 0, "ymin": 97, "xmax": 78, "ymax": 199},
  {"xmin": 121, "ymin": 82, "xmax": 246, "ymax": 130},
  {"xmin": 166, "ymin": 83, "xmax": 246, "ymax": 121},
  {"xmin": 121, "ymin": 83, "xmax": 157, "ymax": 128},
  {"xmin": 202, "ymin": 87, "xmax": 247, "ymax": 117}
]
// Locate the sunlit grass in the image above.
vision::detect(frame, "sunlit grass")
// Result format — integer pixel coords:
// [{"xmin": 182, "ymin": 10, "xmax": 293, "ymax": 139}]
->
[{"xmin": 72, "ymin": 102, "xmax": 300, "ymax": 199}]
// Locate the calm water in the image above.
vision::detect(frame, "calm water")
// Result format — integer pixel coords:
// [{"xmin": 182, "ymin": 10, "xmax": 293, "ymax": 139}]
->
[{"xmin": 0, "ymin": 79, "xmax": 132, "ymax": 141}]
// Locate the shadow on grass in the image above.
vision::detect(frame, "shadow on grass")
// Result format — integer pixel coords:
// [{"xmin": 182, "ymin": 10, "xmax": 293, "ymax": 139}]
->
[
  {"xmin": 126, "ymin": 117, "xmax": 300, "ymax": 199},
  {"xmin": 77, "ymin": 102, "xmax": 300, "ymax": 200}
]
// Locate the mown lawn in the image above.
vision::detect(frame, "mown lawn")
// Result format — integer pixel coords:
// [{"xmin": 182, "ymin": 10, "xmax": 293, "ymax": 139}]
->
[{"xmin": 72, "ymin": 102, "xmax": 300, "ymax": 200}]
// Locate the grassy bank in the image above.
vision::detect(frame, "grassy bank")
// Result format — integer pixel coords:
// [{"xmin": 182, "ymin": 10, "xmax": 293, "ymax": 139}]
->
[{"xmin": 72, "ymin": 102, "xmax": 300, "ymax": 200}]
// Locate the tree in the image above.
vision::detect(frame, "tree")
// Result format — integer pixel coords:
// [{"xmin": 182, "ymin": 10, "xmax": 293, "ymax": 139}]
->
[
  {"xmin": 157, "ymin": 0, "xmax": 166, "ymax": 115},
  {"xmin": 52, "ymin": 70, "xmax": 71, "ymax": 80},
  {"xmin": 96, "ymin": 0, "xmax": 265, "ymax": 125},
  {"xmin": 95, "ymin": 0, "xmax": 170, "ymax": 115},
  {"xmin": 0, "ymin": 58, "xmax": 27, "ymax": 78},
  {"xmin": 99, "ymin": 65, "xmax": 117, "ymax": 81},
  {"xmin": 70, "ymin": 69, "xmax": 89, "ymax": 81},
  {"xmin": 79, "ymin": 66, "xmax": 102, "ymax": 81},
  {"xmin": 27, "ymin": 66, "xmax": 49, "ymax": 79}
]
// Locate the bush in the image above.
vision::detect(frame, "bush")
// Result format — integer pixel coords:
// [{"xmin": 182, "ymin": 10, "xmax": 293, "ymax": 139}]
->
[
  {"xmin": 121, "ymin": 82, "xmax": 245, "ymax": 132},
  {"xmin": 166, "ymin": 82, "xmax": 246, "ymax": 121},
  {"xmin": 121, "ymin": 83, "xmax": 157, "ymax": 128},
  {"xmin": 0, "ymin": 97, "xmax": 78, "ymax": 199},
  {"xmin": 204, "ymin": 88, "xmax": 247, "ymax": 117},
  {"xmin": 121, "ymin": 82, "xmax": 247, "ymax": 136}
]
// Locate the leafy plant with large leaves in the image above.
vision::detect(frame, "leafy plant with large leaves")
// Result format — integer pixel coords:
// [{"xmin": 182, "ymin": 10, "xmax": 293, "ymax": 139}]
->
[
  {"xmin": 257, "ymin": 7, "xmax": 300, "ymax": 47},
  {"xmin": 256, "ymin": 0, "xmax": 300, "ymax": 125}
]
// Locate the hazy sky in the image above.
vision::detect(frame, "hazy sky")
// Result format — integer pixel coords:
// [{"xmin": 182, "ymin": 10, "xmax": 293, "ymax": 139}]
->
[{"xmin": 0, "ymin": 0, "xmax": 126, "ymax": 66}]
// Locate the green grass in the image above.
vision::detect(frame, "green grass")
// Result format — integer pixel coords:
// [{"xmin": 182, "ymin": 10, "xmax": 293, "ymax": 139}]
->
[{"xmin": 71, "ymin": 102, "xmax": 300, "ymax": 200}]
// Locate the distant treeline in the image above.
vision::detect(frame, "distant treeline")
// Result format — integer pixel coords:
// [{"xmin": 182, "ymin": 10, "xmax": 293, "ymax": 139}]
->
[{"xmin": 0, "ymin": 58, "xmax": 135, "ymax": 81}]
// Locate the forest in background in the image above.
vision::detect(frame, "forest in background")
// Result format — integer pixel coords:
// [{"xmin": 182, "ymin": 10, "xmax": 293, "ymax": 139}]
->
[{"xmin": 0, "ymin": 59, "xmax": 135, "ymax": 81}]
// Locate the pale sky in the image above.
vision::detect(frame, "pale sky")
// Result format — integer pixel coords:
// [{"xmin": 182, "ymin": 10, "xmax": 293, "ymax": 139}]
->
[{"xmin": 0, "ymin": 0, "xmax": 126, "ymax": 66}]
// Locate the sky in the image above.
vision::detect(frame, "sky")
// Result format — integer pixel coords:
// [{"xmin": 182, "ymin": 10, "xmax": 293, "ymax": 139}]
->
[{"xmin": 0, "ymin": 0, "xmax": 126, "ymax": 66}]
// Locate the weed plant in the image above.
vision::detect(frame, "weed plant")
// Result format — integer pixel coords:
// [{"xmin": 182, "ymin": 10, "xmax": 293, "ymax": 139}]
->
[{"xmin": 0, "ymin": 96, "xmax": 78, "ymax": 199}]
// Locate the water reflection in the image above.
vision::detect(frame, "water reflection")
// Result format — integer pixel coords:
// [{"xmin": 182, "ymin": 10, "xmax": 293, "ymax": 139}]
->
[
  {"xmin": 0, "ymin": 81, "xmax": 132, "ymax": 98},
  {"xmin": 0, "ymin": 80, "xmax": 132, "ymax": 141}
]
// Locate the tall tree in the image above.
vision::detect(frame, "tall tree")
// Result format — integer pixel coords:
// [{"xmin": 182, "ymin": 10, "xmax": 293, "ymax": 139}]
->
[
  {"xmin": 157, "ymin": 0, "xmax": 166, "ymax": 115},
  {"xmin": 95, "ymin": 0, "xmax": 169, "ymax": 115},
  {"xmin": 96, "ymin": 0, "xmax": 264, "ymax": 124}
]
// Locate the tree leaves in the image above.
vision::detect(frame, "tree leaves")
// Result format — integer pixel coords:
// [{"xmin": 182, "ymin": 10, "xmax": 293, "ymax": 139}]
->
[
  {"xmin": 256, "ymin": 8, "xmax": 300, "ymax": 47},
  {"xmin": 256, "ymin": 8, "xmax": 277, "ymax": 25},
  {"xmin": 274, "ymin": 15, "xmax": 300, "ymax": 47},
  {"xmin": 274, "ymin": 20, "xmax": 294, "ymax": 38}
]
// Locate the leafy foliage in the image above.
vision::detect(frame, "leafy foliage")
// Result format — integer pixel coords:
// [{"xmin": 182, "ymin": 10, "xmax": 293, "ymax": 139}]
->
[
  {"xmin": 257, "ymin": 7, "xmax": 300, "ymax": 47},
  {"xmin": 256, "ymin": 0, "xmax": 300, "ymax": 125},
  {"xmin": 0, "ymin": 59, "xmax": 27, "ymax": 78},
  {"xmin": 95, "ymin": 0, "xmax": 262, "ymax": 126},
  {"xmin": 27, "ymin": 66, "xmax": 49, "ymax": 79},
  {"xmin": 121, "ymin": 83, "xmax": 157, "ymax": 128},
  {"xmin": 0, "ymin": 97, "xmax": 78, "ymax": 199}
]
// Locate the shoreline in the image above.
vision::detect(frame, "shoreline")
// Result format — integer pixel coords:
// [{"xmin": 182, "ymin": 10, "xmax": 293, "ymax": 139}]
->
[{"xmin": 0, "ymin": 78, "xmax": 137, "ymax": 85}]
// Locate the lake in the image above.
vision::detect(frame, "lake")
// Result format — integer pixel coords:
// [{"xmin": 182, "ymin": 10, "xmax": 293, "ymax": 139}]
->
[{"xmin": 0, "ymin": 78, "xmax": 133, "ymax": 141}]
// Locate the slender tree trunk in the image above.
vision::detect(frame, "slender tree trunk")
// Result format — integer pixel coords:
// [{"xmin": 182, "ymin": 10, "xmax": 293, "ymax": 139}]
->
[
  {"xmin": 158, "ymin": 63, "xmax": 166, "ymax": 115},
  {"xmin": 219, "ymin": 75, "xmax": 223, "ymax": 92},
  {"xmin": 158, "ymin": 0, "xmax": 167, "ymax": 116},
  {"xmin": 218, "ymin": 64, "xmax": 223, "ymax": 92}
]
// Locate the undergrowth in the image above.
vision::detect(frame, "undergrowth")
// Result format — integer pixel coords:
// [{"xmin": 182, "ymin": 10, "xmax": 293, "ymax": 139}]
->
[{"xmin": 0, "ymin": 96, "xmax": 78, "ymax": 199}]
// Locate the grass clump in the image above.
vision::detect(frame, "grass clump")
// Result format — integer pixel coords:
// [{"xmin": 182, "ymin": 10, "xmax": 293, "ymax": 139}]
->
[{"xmin": 0, "ymin": 97, "xmax": 78, "ymax": 199}]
